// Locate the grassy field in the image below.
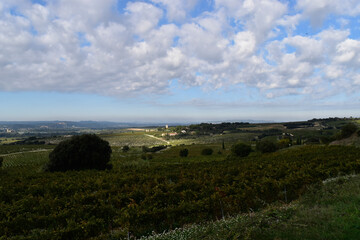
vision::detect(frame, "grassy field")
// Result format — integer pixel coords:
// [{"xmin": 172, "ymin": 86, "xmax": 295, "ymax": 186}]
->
[
  {"xmin": 100, "ymin": 132, "xmax": 167, "ymax": 146},
  {"xmin": 0, "ymin": 137, "xmax": 21, "ymax": 144},
  {"xmin": 1, "ymin": 122, "xmax": 360, "ymax": 239},
  {"xmin": 1, "ymin": 151, "xmax": 50, "ymax": 170},
  {"xmin": 166, "ymin": 132, "xmax": 257, "ymax": 145},
  {"xmin": 99, "ymin": 130, "xmax": 258, "ymax": 147},
  {"xmin": 0, "ymin": 144, "xmax": 54, "ymax": 155},
  {"xmin": 142, "ymin": 174, "xmax": 360, "ymax": 240},
  {"xmin": 2, "ymin": 143, "xmax": 360, "ymax": 239}
]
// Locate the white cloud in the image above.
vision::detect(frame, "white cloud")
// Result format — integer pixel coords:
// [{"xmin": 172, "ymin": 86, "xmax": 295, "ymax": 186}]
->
[
  {"xmin": 125, "ymin": 2, "xmax": 163, "ymax": 36},
  {"xmin": 215, "ymin": 0, "xmax": 287, "ymax": 43},
  {"xmin": 151, "ymin": 0, "xmax": 199, "ymax": 22},
  {"xmin": 0, "ymin": 0, "xmax": 360, "ymax": 103},
  {"xmin": 296, "ymin": 0, "xmax": 360, "ymax": 27}
]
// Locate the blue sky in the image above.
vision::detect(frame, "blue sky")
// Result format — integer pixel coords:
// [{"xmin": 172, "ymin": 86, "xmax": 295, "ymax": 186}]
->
[{"xmin": 0, "ymin": 0, "xmax": 360, "ymax": 122}]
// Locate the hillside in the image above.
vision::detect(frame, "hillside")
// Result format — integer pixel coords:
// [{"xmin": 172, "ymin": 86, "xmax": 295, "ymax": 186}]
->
[
  {"xmin": 1, "ymin": 144, "xmax": 360, "ymax": 239},
  {"xmin": 330, "ymin": 132, "xmax": 360, "ymax": 147},
  {"xmin": 142, "ymin": 173, "xmax": 360, "ymax": 240}
]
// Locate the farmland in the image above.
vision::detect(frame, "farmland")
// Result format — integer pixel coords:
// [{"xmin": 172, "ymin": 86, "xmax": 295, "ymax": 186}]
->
[
  {"xmin": 101, "ymin": 132, "xmax": 167, "ymax": 146},
  {"xmin": 0, "ymin": 118, "xmax": 360, "ymax": 239}
]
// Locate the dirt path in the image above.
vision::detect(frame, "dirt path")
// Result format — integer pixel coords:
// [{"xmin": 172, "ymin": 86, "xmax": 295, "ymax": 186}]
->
[
  {"xmin": 0, "ymin": 149, "xmax": 51, "ymax": 157},
  {"xmin": 144, "ymin": 134, "xmax": 170, "ymax": 145}
]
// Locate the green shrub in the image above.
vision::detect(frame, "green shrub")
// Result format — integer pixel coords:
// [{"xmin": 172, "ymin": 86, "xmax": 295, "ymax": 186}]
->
[
  {"xmin": 142, "ymin": 145, "xmax": 167, "ymax": 153},
  {"xmin": 122, "ymin": 145, "xmax": 130, "ymax": 152},
  {"xmin": 179, "ymin": 148, "xmax": 189, "ymax": 157},
  {"xmin": 278, "ymin": 139, "xmax": 291, "ymax": 148},
  {"xmin": 231, "ymin": 143, "xmax": 252, "ymax": 157},
  {"xmin": 304, "ymin": 137, "xmax": 320, "ymax": 145},
  {"xmin": 201, "ymin": 148, "xmax": 213, "ymax": 155},
  {"xmin": 256, "ymin": 140, "xmax": 277, "ymax": 153},
  {"xmin": 44, "ymin": 134, "xmax": 112, "ymax": 172},
  {"xmin": 320, "ymin": 136, "xmax": 335, "ymax": 144},
  {"xmin": 341, "ymin": 123, "xmax": 358, "ymax": 139}
]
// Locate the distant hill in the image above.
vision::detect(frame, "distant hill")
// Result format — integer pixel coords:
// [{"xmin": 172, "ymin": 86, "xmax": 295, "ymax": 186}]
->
[{"xmin": 0, "ymin": 121, "xmax": 167, "ymax": 130}]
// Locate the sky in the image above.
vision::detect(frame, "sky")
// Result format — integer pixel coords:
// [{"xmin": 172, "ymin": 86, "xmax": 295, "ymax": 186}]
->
[{"xmin": 0, "ymin": 0, "xmax": 360, "ymax": 123}]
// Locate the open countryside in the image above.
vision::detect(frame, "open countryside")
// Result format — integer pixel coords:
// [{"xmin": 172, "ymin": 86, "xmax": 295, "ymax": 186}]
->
[{"xmin": 1, "ymin": 118, "xmax": 360, "ymax": 239}]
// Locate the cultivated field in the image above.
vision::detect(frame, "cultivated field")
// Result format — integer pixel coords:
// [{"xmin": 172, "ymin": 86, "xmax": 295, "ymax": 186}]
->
[{"xmin": 1, "ymin": 118, "xmax": 360, "ymax": 239}]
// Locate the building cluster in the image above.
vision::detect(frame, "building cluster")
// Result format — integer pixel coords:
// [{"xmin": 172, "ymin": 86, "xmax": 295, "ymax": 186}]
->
[{"xmin": 0, "ymin": 128, "xmax": 15, "ymax": 133}]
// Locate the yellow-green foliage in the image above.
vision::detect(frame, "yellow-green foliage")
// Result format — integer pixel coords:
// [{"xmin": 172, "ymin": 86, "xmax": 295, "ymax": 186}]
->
[{"xmin": 101, "ymin": 132, "xmax": 166, "ymax": 146}]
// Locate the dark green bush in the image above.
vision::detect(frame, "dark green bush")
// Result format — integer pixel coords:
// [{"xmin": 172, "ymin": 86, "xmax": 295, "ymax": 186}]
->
[
  {"xmin": 256, "ymin": 140, "xmax": 277, "ymax": 153},
  {"xmin": 179, "ymin": 148, "xmax": 189, "ymax": 157},
  {"xmin": 341, "ymin": 123, "xmax": 358, "ymax": 139},
  {"xmin": 231, "ymin": 143, "xmax": 252, "ymax": 157},
  {"xmin": 0, "ymin": 156, "xmax": 3, "ymax": 168},
  {"xmin": 201, "ymin": 148, "xmax": 213, "ymax": 155},
  {"xmin": 122, "ymin": 145, "xmax": 130, "ymax": 152},
  {"xmin": 44, "ymin": 134, "xmax": 112, "ymax": 172},
  {"xmin": 142, "ymin": 145, "xmax": 167, "ymax": 153}
]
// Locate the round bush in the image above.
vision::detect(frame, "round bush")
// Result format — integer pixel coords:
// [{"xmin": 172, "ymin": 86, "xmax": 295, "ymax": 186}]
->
[
  {"xmin": 256, "ymin": 140, "xmax": 277, "ymax": 153},
  {"xmin": 45, "ymin": 134, "xmax": 112, "ymax": 172},
  {"xmin": 341, "ymin": 123, "xmax": 358, "ymax": 138},
  {"xmin": 179, "ymin": 148, "xmax": 189, "ymax": 157},
  {"xmin": 231, "ymin": 143, "xmax": 252, "ymax": 157},
  {"xmin": 201, "ymin": 148, "xmax": 213, "ymax": 155},
  {"xmin": 122, "ymin": 145, "xmax": 130, "ymax": 152}
]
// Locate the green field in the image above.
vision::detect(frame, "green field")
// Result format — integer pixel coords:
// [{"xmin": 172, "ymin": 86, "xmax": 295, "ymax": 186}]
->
[
  {"xmin": 1, "ymin": 142, "xmax": 360, "ymax": 239},
  {"xmin": 101, "ymin": 132, "xmax": 167, "ymax": 146},
  {"xmin": 0, "ymin": 137, "xmax": 22, "ymax": 144},
  {"xmin": 1, "ymin": 151, "xmax": 50, "ymax": 169},
  {"xmin": 1, "ymin": 120, "xmax": 359, "ymax": 239}
]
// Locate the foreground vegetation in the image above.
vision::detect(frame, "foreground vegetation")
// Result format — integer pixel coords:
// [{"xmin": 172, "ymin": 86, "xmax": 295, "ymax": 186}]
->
[
  {"xmin": 0, "ymin": 118, "xmax": 359, "ymax": 239},
  {"xmin": 1, "ymin": 144, "xmax": 360, "ymax": 239},
  {"xmin": 143, "ymin": 174, "xmax": 360, "ymax": 240}
]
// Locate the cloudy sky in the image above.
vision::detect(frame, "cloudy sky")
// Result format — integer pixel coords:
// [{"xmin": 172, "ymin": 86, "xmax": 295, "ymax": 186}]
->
[{"xmin": 1, "ymin": 0, "xmax": 360, "ymax": 122}]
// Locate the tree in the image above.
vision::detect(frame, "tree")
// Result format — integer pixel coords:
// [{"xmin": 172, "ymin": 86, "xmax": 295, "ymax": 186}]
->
[
  {"xmin": 0, "ymin": 157, "xmax": 3, "ymax": 168},
  {"xmin": 231, "ymin": 143, "xmax": 252, "ymax": 157},
  {"xmin": 256, "ymin": 140, "xmax": 277, "ymax": 153},
  {"xmin": 179, "ymin": 148, "xmax": 189, "ymax": 157},
  {"xmin": 341, "ymin": 123, "xmax": 358, "ymax": 139},
  {"xmin": 44, "ymin": 134, "xmax": 112, "ymax": 172},
  {"xmin": 122, "ymin": 145, "xmax": 130, "ymax": 152},
  {"xmin": 201, "ymin": 148, "xmax": 213, "ymax": 155}
]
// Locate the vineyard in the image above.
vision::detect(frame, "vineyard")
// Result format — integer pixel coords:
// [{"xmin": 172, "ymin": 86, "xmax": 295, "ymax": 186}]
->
[
  {"xmin": 1, "ymin": 151, "xmax": 50, "ymax": 169},
  {"xmin": 101, "ymin": 133, "xmax": 166, "ymax": 147},
  {"xmin": 1, "ymin": 143, "xmax": 360, "ymax": 239}
]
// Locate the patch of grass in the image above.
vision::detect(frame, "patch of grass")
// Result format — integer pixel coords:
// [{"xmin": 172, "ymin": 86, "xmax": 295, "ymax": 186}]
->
[
  {"xmin": 150, "ymin": 143, "xmax": 229, "ymax": 164},
  {"xmin": 0, "ymin": 144, "xmax": 54, "ymax": 155},
  {"xmin": 0, "ymin": 137, "xmax": 22, "ymax": 145},
  {"xmin": 101, "ymin": 133, "xmax": 166, "ymax": 146},
  {"xmin": 168, "ymin": 133, "xmax": 257, "ymax": 146}
]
